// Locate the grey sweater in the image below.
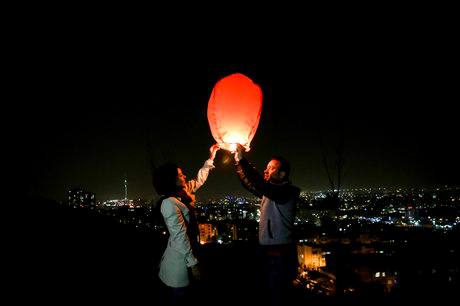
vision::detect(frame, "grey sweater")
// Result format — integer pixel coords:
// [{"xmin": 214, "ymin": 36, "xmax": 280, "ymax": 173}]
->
[{"xmin": 236, "ymin": 158, "xmax": 300, "ymax": 245}]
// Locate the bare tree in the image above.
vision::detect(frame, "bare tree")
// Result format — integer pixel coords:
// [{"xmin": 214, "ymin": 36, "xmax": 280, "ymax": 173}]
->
[{"xmin": 316, "ymin": 113, "xmax": 346, "ymax": 211}]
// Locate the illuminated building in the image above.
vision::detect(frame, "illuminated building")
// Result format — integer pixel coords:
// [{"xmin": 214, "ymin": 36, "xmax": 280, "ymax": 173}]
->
[
  {"xmin": 199, "ymin": 223, "xmax": 218, "ymax": 244},
  {"xmin": 297, "ymin": 245, "xmax": 326, "ymax": 270}
]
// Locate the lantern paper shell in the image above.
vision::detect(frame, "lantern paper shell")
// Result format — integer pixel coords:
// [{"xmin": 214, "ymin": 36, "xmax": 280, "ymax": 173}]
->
[{"xmin": 207, "ymin": 73, "xmax": 263, "ymax": 152}]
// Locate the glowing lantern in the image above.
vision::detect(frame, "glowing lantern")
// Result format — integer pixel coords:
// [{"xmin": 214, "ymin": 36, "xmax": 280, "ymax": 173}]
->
[{"xmin": 207, "ymin": 73, "xmax": 262, "ymax": 151}]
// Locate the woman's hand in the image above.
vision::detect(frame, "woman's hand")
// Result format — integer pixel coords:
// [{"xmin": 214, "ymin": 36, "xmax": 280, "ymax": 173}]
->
[
  {"xmin": 209, "ymin": 144, "xmax": 220, "ymax": 160},
  {"xmin": 190, "ymin": 264, "xmax": 201, "ymax": 281}
]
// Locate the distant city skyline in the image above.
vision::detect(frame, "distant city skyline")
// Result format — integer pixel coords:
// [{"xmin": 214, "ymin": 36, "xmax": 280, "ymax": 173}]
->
[{"xmin": 57, "ymin": 180, "xmax": 460, "ymax": 203}]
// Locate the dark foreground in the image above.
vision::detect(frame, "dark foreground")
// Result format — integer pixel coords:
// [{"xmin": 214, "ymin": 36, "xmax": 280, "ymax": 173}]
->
[{"xmin": 6, "ymin": 198, "xmax": 458, "ymax": 305}]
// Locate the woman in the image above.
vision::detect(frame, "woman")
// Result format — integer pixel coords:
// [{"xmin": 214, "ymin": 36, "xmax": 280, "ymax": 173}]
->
[{"xmin": 152, "ymin": 144, "xmax": 219, "ymax": 304}]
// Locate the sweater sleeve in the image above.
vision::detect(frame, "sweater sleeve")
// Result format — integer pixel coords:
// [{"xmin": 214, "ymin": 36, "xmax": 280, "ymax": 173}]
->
[
  {"xmin": 186, "ymin": 159, "xmax": 215, "ymax": 193},
  {"xmin": 236, "ymin": 158, "xmax": 299, "ymax": 204},
  {"xmin": 235, "ymin": 158, "xmax": 263, "ymax": 198}
]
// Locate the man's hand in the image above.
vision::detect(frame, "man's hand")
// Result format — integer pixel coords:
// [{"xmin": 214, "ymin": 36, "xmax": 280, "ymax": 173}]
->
[
  {"xmin": 232, "ymin": 143, "xmax": 244, "ymax": 162},
  {"xmin": 209, "ymin": 144, "xmax": 220, "ymax": 161}
]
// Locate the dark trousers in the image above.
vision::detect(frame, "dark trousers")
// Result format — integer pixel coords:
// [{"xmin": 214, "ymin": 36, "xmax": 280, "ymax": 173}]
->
[
  {"xmin": 170, "ymin": 286, "xmax": 188, "ymax": 305},
  {"xmin": 260, "ymin": 244, "xmax": 298, "ymax": 306},
  {"xmin": 156, "ymin": 279, "xmax": 190, "ymax": 306}
]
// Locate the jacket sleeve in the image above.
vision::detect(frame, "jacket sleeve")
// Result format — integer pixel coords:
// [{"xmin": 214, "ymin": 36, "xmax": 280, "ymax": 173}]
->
[
  {"xmin": 235, "ymin": 158, "xmax": 263, "ymax": 198},
  {"xmin": 236, "ymin": 158, "xmax": 299, "ymax": 204},
  {"xmin": 161, "ymin": 198, "xmax": 198, "ymax": 267},
  {"xmin": 186, "ymin": 159, "xmax": 215, "ymax": 194}
]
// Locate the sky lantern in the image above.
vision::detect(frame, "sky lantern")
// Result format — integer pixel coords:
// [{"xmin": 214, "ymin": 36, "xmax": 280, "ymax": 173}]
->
[{"xmin": 207, "ymin": 73, "xmax": 263, "ymax": 152}]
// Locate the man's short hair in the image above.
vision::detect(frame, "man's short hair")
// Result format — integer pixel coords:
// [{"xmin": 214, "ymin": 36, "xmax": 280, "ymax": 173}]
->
[{"xmin": 271, "ymin": 155, "xmax": 291, "ymax": 179}]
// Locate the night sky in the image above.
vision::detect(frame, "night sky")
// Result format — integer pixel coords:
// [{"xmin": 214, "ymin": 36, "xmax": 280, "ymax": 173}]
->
[{"xmin": 16, "ymin": 19, "xmax": 459, "ymax": 201}]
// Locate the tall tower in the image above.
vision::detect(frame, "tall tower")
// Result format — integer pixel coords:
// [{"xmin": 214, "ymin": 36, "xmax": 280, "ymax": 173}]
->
[{"xmin": 124, "ymin": 176, "xmax": 128, "ymax": 200}]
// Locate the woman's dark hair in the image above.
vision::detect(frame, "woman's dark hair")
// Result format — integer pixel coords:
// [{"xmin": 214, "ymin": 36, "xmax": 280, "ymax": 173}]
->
[{"xmin": 152, "ymin": 162, "xmax": 181, "ymax": 196}]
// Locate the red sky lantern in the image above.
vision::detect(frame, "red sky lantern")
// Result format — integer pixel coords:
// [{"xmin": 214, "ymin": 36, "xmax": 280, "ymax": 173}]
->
[{"xmin": 207, "ymin": 73, "xmax": 263, "ymax": 152}]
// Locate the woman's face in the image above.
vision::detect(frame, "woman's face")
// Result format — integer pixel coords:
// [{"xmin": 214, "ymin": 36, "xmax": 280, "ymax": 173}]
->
[{"xmin": 176, "ymin": 168, "xmax": 187, "ymax": 188}]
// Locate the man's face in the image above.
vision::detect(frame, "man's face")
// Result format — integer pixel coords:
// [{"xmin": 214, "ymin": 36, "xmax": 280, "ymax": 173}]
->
[{"xmin": 263, "ymin": 159, "xmax": 285, "ymax": 182}]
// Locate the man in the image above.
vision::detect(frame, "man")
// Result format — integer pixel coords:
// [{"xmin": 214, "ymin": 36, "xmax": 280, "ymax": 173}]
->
[{"xmin": 232, "ymin": 144, "xmax": 300, "ymax": 306}]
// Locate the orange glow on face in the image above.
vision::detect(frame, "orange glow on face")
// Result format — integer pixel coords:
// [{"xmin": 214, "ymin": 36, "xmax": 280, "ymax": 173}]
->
[
  {"xmin": 207, "ymin": 73, "xmax": 262, "ymax": 152},
  {"xmin": 176, "ymin": 168, "xmax": 186, "ymax": 188}
]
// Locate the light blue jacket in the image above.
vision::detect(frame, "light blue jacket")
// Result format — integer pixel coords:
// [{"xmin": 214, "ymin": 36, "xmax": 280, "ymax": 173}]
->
[
  {"xmin": 236, "ymin": 158, "xmax": 300, "ymax": 245},
  {"xmin": 158, "ymin": 197, "xmax": 198, "ymax": 287},
  {"xmin": 158, "ymin": 159, "xmax": 214, "ymax": 287}
]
